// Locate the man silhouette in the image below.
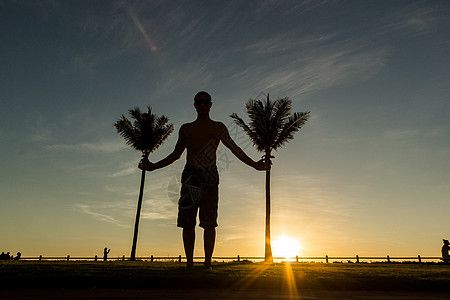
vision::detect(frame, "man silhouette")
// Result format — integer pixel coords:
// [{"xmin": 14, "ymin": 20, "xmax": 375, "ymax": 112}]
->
[
  {"xmin": 103, "ymin": 247, "xmax": 110, "ymax": 261},
  {"xmin": 139, "ymin": 91, "xmax": 266, "ymax": 269}
]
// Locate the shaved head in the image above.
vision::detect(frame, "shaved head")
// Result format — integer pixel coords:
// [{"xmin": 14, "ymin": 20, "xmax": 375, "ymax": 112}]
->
[{"xmin": 194, "ymin": 91, "xmax": 212, "ymax": 102}]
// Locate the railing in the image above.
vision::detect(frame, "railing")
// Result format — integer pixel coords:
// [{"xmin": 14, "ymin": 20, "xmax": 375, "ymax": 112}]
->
[{"xmin": 8, "ymin": 254, "xmax": 444, "ymax": 263}]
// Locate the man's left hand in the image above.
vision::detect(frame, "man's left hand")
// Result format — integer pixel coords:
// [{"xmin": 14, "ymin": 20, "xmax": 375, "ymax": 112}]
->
[{"xmin": 254, "ymin": 158, "xmax": 268, "ymax": 171}]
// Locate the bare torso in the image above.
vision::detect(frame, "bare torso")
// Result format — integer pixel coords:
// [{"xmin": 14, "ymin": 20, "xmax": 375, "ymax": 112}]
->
[
  {"xmin": 140, "ymin": 112, "xmax": 262, "ymax": 172},
  {"xmin": 180, "ymin": 119, "xmax": 225, "ymax": 167}
]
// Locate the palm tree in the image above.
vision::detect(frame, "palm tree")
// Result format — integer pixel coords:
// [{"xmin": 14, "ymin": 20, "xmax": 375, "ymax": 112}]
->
[
  {"xmin": 114, "ymin": 106, "xmax": 174, "ymax": 261},
  {"xmin": 230, "ymin": 94, "xmax": 310, "ymax": 262}
]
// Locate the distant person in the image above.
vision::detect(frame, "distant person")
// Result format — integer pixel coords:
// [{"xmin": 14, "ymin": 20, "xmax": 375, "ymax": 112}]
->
[
  {"xmin": 103, "ymin": 248, "xmax": 110, "ymax": 261},
  {"xmin": 14, "ymin": 252, "xmax": 21, "ymax": 261},
  {"xmin": 442, "ymin": 239, "xmax": 450, "ymax": 263},
  {"xmin": 139, "ymin": 91, "xmax": 267, "ymax": 270}
]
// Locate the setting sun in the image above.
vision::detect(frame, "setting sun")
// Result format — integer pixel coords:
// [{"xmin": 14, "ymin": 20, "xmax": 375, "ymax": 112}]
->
[{"xmin": 272, "ymin": 236, "xmax": 302, "ymax": 259}]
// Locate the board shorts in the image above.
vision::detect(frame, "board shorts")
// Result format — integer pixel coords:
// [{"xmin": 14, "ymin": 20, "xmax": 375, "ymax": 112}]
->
[{"xmin": 177, "ymin": 164, "xmax": 219, "ymax": 229}]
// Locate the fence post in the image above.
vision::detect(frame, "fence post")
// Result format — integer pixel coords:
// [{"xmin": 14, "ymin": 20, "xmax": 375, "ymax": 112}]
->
[
  {"xmin": 387, "ymin": 255, "xmax": 390, "ymax": 263},
  {"xmin": 356, "ymin": 255, "xmax": 359, "ymax": 263},
  {"xmin": 326, "ymin": 255, "xmax": 329, "ymax": 263},
  {"xmin": 418, "ymin": 255, "xmax": 421, "ymax": 263},
  {"xmin": 67, "ymin": 255, "xmax": 70, "ymax": 261},
  {"xmin": 296, "ymin": 255, "xmax": 299, "ymax": 263},
  {"xmin": 237, "ymin": 255, "xmax": 240, "ymax": 262},
  {"xmin": 178, "ymin": 255, "xmax": 182, "ymax": 262}
]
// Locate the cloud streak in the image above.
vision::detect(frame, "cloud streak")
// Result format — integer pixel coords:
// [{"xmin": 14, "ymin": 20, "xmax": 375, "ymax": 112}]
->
[
  {"xmin": 46, "ymin": 138, "xmax": 126, "ymax": 153},
  {"xmin": 111, "ymin": 164, "xmax": 137, "ymax": 177},
  {"xmin": 228, "ymin": 38, "xmax": 387, "ymax": 98},
  {"xmin": 75, "ymin": 203, "xmax": 130, "ymax": 228}
]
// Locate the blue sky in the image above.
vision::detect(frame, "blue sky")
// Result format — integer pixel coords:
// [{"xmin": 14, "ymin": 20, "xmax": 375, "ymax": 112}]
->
[{"xmin": 1, "ymin": 0, "xmax": 449, "ymax": 258}]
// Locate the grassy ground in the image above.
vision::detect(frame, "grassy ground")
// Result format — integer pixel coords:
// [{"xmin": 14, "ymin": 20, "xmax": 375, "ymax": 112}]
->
[{"xmin": 1, "ymin": 261, "xmax": 450, "ymax": 291}]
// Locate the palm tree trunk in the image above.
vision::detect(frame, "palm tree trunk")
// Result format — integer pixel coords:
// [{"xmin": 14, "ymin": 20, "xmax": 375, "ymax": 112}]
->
[
  {"xmin": 264, "ymin": 152, "xmax": 273, "ymax": 263},
  {"xmin": 130, "ymin": 168, "xmax": 146, "ymax": 261}
]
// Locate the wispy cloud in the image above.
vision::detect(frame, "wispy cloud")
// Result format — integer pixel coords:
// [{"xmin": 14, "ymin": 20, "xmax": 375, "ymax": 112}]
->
[
  {"xmin": 218, "ymin": 224, "xmax": 262, "ymax": 246},
  {"xmin": 32, "ymin": 127, "xmax": 52, "ymax": 142},
  {"xmin": 58, "ymin": 2, "xmax": 155, "ymax": 75},
  {"xmin": 234, "ymin": 42, "xmax": 387, "ymax": 98},
  {"xmin": 75, "ymin": 203, "xmax": 130, "ymax": 228},
  {"xmin": 111, "ymin": 161, "xmax": 138, "ymax": 177},
  {"xmin": 46, "ymin": 138, "xmax": 126, "ymax": 153},
  {"xmin": 139, "ymin": 171, "xmax": 180, "ymax": 221},
  {"xmin": 31, "ymin": 113, "xmax": 53, "ymax": 142},
  {"xmin": 255, "ymin": 0, "xmax": 331, "ymax": 16},
  {"xmin": 241, "ymin": 33, "xmax": 336, "ymax": 55},
  {"xmin": 217, "ymin": 172, "xmax": 358, "ymax": 251},
  {"xmin": 384, "ymin": 129, "xmax": 418, "ymax": 139},
  {"xmin": 377, "ymin": 3, "xmax": 445, "ymax": 37},
  {"xmin": 155, "ymin": 57, "xmax": 214, "ymax": 97},
  {"xmin": 108, "ymin": 167, "xmax": 180, "ymax": 221},
  {"xmin": 394, "ymin": 6, "xmax": 438, "ymax": 33},
  {"xmin": 141, "ymin": 204, "xmax": 176, "ymax": 221}
]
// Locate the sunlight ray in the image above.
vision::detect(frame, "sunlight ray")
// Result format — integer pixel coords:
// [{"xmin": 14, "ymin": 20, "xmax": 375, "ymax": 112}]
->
[
  {"xmin": 230, "ymin": 263, "xmax": 272, "ymax": 291},
  {"xmin": 284, "ymin": 262, "xmax": 299, "ymax": 299}
]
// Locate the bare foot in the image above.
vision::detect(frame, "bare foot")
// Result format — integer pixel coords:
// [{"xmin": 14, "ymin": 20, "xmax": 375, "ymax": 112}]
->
[
  {"xmin": 186, "ymin": 262, "xmax": 194, "ymax": 270},
  {"xmin": 204, "ymin": 261, "xmax": 212, "ymax": 270}
]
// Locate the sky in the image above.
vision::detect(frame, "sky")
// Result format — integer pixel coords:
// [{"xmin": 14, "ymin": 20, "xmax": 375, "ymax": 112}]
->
[{"xmin": 1, "ymin": 0, "xmax": 450, "ymax": 259}]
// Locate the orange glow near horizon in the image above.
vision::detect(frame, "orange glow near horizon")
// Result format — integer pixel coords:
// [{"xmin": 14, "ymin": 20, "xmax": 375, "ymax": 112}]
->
[{"xmin": 272, "ymin": 236, "xmax": 302, "ymax": 260}]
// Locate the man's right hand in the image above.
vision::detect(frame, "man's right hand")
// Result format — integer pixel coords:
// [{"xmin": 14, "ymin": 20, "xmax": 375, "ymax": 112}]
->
[{"xmin": 138, "ymin": 157, "xmax": 156, "ymax": 171}]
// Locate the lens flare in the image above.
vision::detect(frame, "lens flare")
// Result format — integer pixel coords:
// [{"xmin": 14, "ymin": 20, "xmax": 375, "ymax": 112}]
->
[
  {"xmin": 272, "ymin": 236, "xmax": 301, "ymax": 259},
  {"xmin": 127, "ymin": 9, "xmax": 158, "ymax": 53}
]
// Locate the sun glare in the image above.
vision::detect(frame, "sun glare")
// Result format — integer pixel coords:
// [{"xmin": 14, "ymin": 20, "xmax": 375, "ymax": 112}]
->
[{"xmin": 272, "ymin": 236, "xmax": 302, "ymax": 259}]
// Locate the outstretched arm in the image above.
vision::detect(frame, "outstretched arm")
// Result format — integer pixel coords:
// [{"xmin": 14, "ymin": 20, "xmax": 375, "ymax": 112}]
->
[
  {"xmin": 138, "ymin": 126, "xmax": 186, "ymax": 171},
  {"xmin": 219, "ymin": 123, "xmax": 267, "ymax": 171}
]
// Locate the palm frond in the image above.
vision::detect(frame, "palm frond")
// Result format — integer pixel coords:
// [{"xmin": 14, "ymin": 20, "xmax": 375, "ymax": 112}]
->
[
  {"xmin": 231, "ymin": 94, "xmax": 310, "ymax": 154},
  {"xmin": 129, "ymin": 107, "xmax": 143, "ymax": 124},
  {"xmin": 114, "ymin": 106, "xmax": 174, "ymax": 154},
  {"xmin": 114, "ymin": 116, "xmax": 138, "ymax": 150},
  {"xmin": 272, "ymin": 111, "xmax": 310, "ymax": 150},
  {"xmin": 151, "ymin": 115, "xmax": 174, "ymax": 152},
  {"xmin": 230, "ymin": 112, "xmax": 262, "ymax": 149},
  {"xmin": 245, "ymin": 98, "xmax": 272, "ymax": 150},
  {"xmin": 271, "ymin": 97, "xmax": 292, "ymax": 131}
]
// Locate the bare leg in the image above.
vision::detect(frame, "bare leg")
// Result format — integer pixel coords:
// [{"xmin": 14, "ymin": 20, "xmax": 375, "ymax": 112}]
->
[
  {"xmin": 183, "ymin": 227, "xmax": 195, "ymax": 269},
  {"xmin": 203, "ymin": 227, "xmax": 216, "ymax": 269}
]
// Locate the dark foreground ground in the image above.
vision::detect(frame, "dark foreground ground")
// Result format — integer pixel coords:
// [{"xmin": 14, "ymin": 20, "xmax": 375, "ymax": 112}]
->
[
  {"xmin": 2, "ymin": 288, "xmax": 450, "ymax": 299},
  {"xmin": 1, "ymin": 261, "xmax": 450, "ymax": 299}
]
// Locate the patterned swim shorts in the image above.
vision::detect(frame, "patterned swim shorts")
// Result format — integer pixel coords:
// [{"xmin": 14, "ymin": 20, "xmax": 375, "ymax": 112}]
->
[{"xmin": 177, "ymin": 165, "xmax": 219, "ymax": 228}]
